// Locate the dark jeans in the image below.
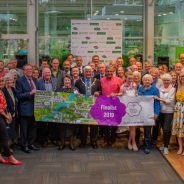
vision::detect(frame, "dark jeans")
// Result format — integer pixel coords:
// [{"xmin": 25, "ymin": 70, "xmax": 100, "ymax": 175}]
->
[
  {"xmin": 158, "ymin": 113, "xmax": 174, "ymax": 148},
  {"xmin": 19, "ymin": 116, "xmax": 37, "ymax": 147},
  {"xmin": 0, "ymin": 117, "xmax": 12, "ymax": 157},
  {"xmin": 79, "ymin": 125, "xmax": 98, "ymax": 145},
  {"xmin": 144, "ymin": 126, "xmax": 152, "ymax": 149}
]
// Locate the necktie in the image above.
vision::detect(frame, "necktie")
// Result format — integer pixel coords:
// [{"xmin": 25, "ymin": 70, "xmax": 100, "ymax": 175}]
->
[{"xmin": 29, "ymin": 79, "xmax": 35, "ymax": 90}]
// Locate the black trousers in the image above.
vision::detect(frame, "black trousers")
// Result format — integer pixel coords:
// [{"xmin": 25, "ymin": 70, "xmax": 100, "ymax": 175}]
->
[
  {"xmin": 158, "ymin": 113, "xmax": 174, "ymax": 147},
  {"xmin": 144, "ymin": 126, "xmax": 152, "ymax": 149},
  {"xmin": 79, "ymin": 125, "xmax": 98, "ymax": 144},
  {"xmin": 37, "ymin": 121, "xmax": 49, "ymax": 144},
  {"xmin": 152, "ymin": 119, "xmax": 160, "ymax": 144},
  {"xmin": 19, "ymin": 116, "xmax": 37, "ymax": 147},
  {"xmin": 103, "ymin": 126, "xmax": 117, "ymax": 143},
  {"xmin": 7, "ymin": 116, "xmax": 16, "ymax": 142},
  {"xmin": 0, "ymin": 117, "xmax": 12, "ymax": 157}
]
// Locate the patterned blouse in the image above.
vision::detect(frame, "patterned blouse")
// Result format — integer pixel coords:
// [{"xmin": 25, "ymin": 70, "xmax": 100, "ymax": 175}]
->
[
  {"xmin": 0, "ymin": 90, "xmax": 7, "ymax": 110},
  {"xmin": 176, "ymin": 89, "xmax": 184, "ymax": 102}
]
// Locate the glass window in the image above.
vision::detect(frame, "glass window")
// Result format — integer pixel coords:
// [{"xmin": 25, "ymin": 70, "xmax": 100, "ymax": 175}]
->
[
  {"xmin": 38, "ymin": 0, "xmax": 144, "ymax": 65},
  {"xmin": 0, "ymin": 0, "xmax": 28, "ymax": 63},
  {"xmin": 0, "ymin": 0, "xmax": 27, "ymax": 34},
  {"xmin": 154, "ymin": 0, "xmax": 184, "ymax": 68}
]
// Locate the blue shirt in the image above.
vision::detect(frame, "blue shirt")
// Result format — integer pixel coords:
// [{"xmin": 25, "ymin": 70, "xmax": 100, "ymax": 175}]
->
[
  {"xmin": 138, "ymin": 85, "xmax": 160, "ymax": 116},
  {"xmin": 45, "ymin": 81, "xmax": 53, "ymax": 92},
  {"xmin": 85, "ymin": 78, "xmax": 92, "ymax": 96}
]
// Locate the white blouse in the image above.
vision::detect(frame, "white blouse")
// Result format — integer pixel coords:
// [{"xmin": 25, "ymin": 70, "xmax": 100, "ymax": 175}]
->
[{"xmin": 159, "ymin": 86, "xmax": 176, "ymax": 113}]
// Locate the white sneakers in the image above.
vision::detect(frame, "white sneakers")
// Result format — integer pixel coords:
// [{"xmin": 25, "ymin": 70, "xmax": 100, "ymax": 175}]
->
[
  {"xmin": 159, "ymin": 145, "xmax": 169, "ymax": 155},
  {"xmin": 163, "ymin": 147, "xmax": 169, "ymax": 155}
]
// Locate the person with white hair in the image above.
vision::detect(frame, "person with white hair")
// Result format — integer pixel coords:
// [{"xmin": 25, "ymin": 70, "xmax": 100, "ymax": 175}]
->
[
  {"xmin": 154, "ymin": 73, "xmax": 176, "ymax": 154},
  {"xmin": 0, "ymin": 75, "xmax": 23, "ymax": 165},
  {"xmin": 138, "ymin": 74, "xmax": 160, "ymax": 154},
  {"xmin": 2, "ymin": 72, "xmax": 18, "ymax": 147},
  {"xmin": 75, "ymin": 65, "xmax": 101, "ymax": 148},
  {"xmin": 37, "ymin": 67, "xmax": 57, "ymax": 146},
  {"xmin": 9, "ymin": 69, "xmax": 18, "ymax": 87}
]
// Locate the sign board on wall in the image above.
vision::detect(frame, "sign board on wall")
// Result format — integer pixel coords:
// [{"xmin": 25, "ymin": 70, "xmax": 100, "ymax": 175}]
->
[{"xmin": 71, "ymin": 20, "xmax": 122, "ymax": 65}]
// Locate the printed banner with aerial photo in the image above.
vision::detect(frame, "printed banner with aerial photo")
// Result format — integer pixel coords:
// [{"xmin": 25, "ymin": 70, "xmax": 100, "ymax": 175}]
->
[
  {"xmin": 34, "ymin": 91, "xmax": 155, "ymax": 126},
  {"xmin": 71, "ymin": 20, "xmax": 122, "ymax": 64}
]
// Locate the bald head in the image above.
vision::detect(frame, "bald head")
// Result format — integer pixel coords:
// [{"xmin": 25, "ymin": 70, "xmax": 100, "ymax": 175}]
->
[{"xmin": 42, "ymin": 68, "xmax": 51, "ymax": 80}]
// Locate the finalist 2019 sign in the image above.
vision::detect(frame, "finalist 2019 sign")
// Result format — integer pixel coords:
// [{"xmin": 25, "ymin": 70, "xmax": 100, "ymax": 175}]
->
[
  {"xmin": 34, "ymin": 91, "xmax": 155, "ymax": 126},
  {"xmin": 71, "ymin": 20, "xmax": 122, "ymax": 64}
]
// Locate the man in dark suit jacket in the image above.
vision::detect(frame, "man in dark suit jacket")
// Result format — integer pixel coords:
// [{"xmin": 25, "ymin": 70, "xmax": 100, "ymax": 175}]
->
[
  {"xmin": 94, "ymin": 63, "xmax": 106, "ymax": 80},
  {"xmin": 75, "ymin": 66, "xmax": 101, "ymax": 148},
  {"xmin": 75, "ymin": 56, "xmax": 84, "ymax": 77},
  {"xmin": 16, "ymin": 64, "xmax": 39, "ymax": 153}
]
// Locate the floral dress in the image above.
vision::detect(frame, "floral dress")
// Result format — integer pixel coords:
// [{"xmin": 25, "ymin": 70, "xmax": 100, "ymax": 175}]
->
[{"xmin": 172, "ymin": 89, "xmax": 184, "ymax": 137}]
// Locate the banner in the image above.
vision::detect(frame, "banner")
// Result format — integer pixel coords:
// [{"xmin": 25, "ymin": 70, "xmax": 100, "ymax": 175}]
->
[
  {"xmin": 34, "ymin": 91, "xmax": 155, "ymax": 126},
  {"xmin": 71, "ymin": 20, "xmax": 122, "ymax": 64}
]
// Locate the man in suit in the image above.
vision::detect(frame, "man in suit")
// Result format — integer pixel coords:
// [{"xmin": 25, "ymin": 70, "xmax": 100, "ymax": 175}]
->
[
  {"xmin": 62, "ymin": 60, "xmax": 72, "ymax": 76},
  {"xmin": 16, "ymin": 64, "xmax": 39, "ymax": 153},
  {"xmin": 75, "ymin": 66, "xmax": 101, "ymax": 148},
  {"xmin": 75, "ymin": 56, "xmax": 84, "ymax": 77},
  {"xmin": 94, "ymin": 63, "xmax": 106, "ymax": 80}
]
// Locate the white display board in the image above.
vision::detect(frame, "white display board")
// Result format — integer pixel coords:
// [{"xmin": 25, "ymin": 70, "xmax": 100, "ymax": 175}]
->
[{"xmin": 71, "ymin": 20, "xmax": 122, "ymax": 65}]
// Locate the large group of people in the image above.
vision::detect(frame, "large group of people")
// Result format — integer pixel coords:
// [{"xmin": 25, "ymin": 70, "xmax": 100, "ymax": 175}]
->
[{"xmin": 0, "ymin": 53, "xmax": 184, "ymax": 166}]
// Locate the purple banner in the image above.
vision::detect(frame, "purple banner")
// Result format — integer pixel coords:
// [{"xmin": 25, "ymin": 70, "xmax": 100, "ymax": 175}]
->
[{"xmin": 90, "ymin": 96, "xmax": 126, "ymax": 126}]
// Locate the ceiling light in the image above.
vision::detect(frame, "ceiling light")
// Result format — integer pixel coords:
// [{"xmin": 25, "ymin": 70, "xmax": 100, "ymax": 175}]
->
[
  {"xmin": 120, "ymin": 11, "xmax": 124, "ymax": 14},
  {"xmin": 115, "ymin": 13, "xmax": 119, "ymax": 15},
  {"xmin": 163, "ymin": 13, "xmax": 167, "ymax": 16},
  {"xmin": 107, "ymin": 18, "xmax": 110, "ymax": 20}
]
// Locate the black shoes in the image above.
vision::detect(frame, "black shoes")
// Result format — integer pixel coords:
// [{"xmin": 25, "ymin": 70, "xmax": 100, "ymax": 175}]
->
[
  {"xmin": 69, "ymin": 144, "xmax": 76, "ymax": 151},
  {"xmin": 58, "ymin": 144, "xmax": 65, "ymax": 151},
  {"xmin": 28, "ymin": 145, "xmax": 40, "ymax": 151},
  {"xmin": 21, "ymin": 147, "xmax": 32, "ymax": 154},
  {"xmin": 91, "ymin": 142, "xmax": 98, "ymax": 149}
]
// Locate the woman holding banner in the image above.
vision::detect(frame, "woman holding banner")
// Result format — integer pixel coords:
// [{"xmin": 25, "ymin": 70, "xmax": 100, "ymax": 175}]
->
[
  {"xmin": 57, "ymin": 75, "xmax": 78, "ymax": 151},
  {"xmin": 138, "ymin": 74, "xmax": 160, "ymax": 154},
  {"xmin": 0, "ymin": 75, "xmax": 23, "ymax": 165},
  {"xmin": 118, "ymin": 71, "xmax": 138, "ymax": 151}
]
